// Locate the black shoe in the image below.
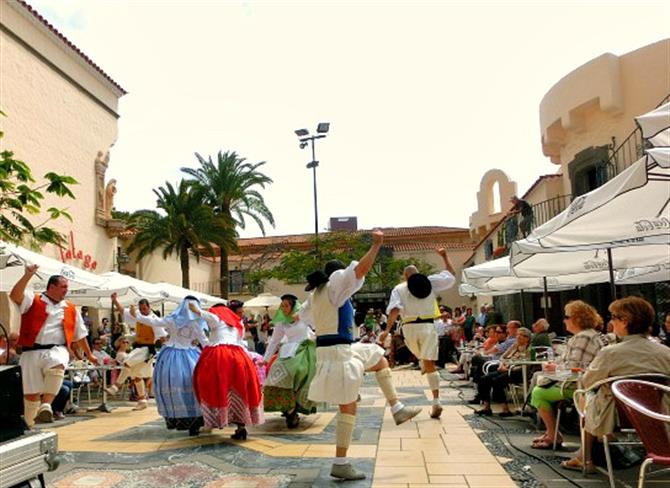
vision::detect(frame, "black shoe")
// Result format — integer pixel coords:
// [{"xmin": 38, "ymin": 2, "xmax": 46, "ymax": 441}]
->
[
  {"xmin": 468, "ymin": 398, "xmax": 481, "ymax": 405},
  {"xmin": 475, "ymin": 408, "xmax": 493, "ymax": 416},
  {"xmin": 286, "ymin": 411, "xmax": 300, "ymax": 429},
  {"xmin": 188, "ymin": 425, "xmax": 200, "ymax": 436},
  {"xmin": 231, "ymin": 427, "xmax": 247, "ymax": 440},
  {"xmin": 498, "ymin": 411, "xmax": 515, "ymax": 418}
]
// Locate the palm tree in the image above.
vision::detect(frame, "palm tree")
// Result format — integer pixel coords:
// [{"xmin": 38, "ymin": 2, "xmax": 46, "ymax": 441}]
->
[
  {"xmin": 182, "ymin": 151, "xmax": 274, "ymax": 298},
  {"xmin": 127, "ymin": 180, "xmax": 236, "ymax": 288}
]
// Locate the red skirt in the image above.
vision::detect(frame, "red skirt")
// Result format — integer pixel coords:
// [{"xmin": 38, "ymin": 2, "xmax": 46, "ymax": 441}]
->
[{"xmin": 193, "ymin": 344, "xmax": 264, "ymax": 428}]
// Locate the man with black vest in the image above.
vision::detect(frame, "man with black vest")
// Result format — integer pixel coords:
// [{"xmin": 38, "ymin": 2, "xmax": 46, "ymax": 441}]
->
[
  {"xmin": 11, "ymin": 264, "xmax": 98, "ymax": 427},
  {"xmin": 301, "ymin": 230, "xmax": 421, "ymax": 481},
  {"xmin": 105, "ymin": 292, "xmax": 166, "ymax": 410},
  {"xmin": 386, "ymin": 248, "xmax": 455, "ymax": 419}
]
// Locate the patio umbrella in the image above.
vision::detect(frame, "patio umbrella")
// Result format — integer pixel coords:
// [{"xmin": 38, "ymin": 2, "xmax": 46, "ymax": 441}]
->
[
  {"xmin": 510, "ymin": 146, "xmax": 670, "ymax": 295},
  {"xmin": 65, "ymin": 271, "xmax": 167, "ymax": 308},
  {"xmin": 0, "ymin": 241, "xmax": 109, "ymax": 292},
  {"xmin": 636, "ymin": 102, "xmax": 670, "ymax": 147},
  {"xmin": 154, "ymin": 282, "xmax": 224, "ymax": 309},
  {"xmin": 243, "ymin": 292, "xmax": 282, "ymax": 312}
]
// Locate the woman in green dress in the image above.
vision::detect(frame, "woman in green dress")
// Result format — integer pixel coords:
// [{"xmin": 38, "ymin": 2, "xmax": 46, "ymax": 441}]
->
[{"xmin": 262, "ymin": 294, "xmax": 318, "ymax": 428}]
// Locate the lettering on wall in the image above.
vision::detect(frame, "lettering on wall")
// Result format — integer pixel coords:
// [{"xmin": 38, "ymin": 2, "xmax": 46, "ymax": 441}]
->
[{"xmin": 59, "ymin": 231, "xmax": 98, "ymax": 270}]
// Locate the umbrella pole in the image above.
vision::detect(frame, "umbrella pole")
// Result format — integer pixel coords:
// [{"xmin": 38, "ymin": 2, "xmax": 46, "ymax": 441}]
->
[
  {"xmin": 543, "ymin": 277, "xmax": 549, "ymax": 320},
  {"xmin": 519, "ymin": 290, "xmax": 526, "ymax": 325},
  {"xmin": 161, "ymin": 302, "xmax": 165, "ymax": 317},
  {"xmin": 607, "ymin": 248, "xmax": 616, "ymax": 301}
]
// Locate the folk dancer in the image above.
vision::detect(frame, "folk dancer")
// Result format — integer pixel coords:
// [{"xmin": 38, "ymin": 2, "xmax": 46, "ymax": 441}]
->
[
  {"xmin": 190, "ymin": 303, "xmax": 264, "ymax": 440},
  {"xmin": 386, "ymin": 248, "xmax": 456, "ymax": 419},
  {"xmin": 11, "ymin": 265, "xmax": 98, "ymax": 427},
  {"xmin": 105, "ymin": 292, "xmax": 166, "ymax": 410},
  {"xmin": 132, "ymin": 296, "xmax": 208, "ymax": 435},
  {"xmin": 302, "ymin": 230, "xmax": 421, "ymax": 481},
  {"xmin": 263, "ymin": 294, "xmax": 318, "ymax": 428}
]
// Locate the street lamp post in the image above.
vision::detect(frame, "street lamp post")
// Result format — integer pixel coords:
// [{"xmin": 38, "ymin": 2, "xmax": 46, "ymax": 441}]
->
[{"xmin": 295, "ymin": 123, "xmax": 330, "ymax": 252}]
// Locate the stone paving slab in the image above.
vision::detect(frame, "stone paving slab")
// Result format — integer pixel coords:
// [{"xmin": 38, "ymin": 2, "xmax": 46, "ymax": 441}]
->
[{"xmin": 39, "ymin": 368, "xmax": 520, "ymax": 487}]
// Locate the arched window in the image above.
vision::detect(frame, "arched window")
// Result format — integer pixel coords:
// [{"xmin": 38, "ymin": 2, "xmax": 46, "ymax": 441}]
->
[{"xmin": 491, "ymin": 181, "xmax": 501, "ymax": 214}]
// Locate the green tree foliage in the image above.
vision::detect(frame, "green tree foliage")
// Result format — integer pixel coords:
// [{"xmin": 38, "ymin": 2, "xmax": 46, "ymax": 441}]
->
[
  {"xmin": 0, "ymin": 111, "xmax": 77, "ymax": 247},
  {"xmin": 270, "ymin": 232, "xmax": 435, "ymax": 291},
  {"xmin": 181, "ymin": 151, "xmax": 274, "ymax": 298},
  {"xmin": 126, "ymin": 180, "xmax": 237, "ymax": 288}
]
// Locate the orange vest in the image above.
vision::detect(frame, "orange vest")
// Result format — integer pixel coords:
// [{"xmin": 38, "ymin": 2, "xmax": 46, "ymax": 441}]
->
[
  {"xmin": 19, "ymin": 294, "xmax": 77, "ymax": 347},
  {"xmin": 135, "ymin": 321, "xmax": 155, "ymax": 345}
]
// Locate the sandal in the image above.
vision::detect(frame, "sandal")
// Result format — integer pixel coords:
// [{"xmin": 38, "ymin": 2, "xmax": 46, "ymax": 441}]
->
[
  {"xmin": 560, "ymin": 457, "xmax": 594, "ymax": 473},
  {"xmin": 531, "ymin": 437, "xmax": 562, "ymax": 449}
]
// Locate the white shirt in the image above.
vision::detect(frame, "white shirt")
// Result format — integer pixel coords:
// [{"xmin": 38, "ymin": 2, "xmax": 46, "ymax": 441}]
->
[
  {"xmin": 300, "ymin": 261, "xmax": 365, "ymax": 330},
  {"xmin": 263, "ymin": 321, "xmax": 315, "ymax": 361},
  {"xmin": 200, "ymin": 310, "xmax": 246, "ymax": 347},
  {"xmin": 20, "ymin": 291, "xmax": 87, "ymax": 345},
  {"xmin": 92, "ymin": 349, "xmax": 111, "ymax": 363},
  {"xmin": 123, "ymin": 309, "xmax": 167, "ymax": 339},
  {"xmin": 386, "ymin": 270, "xmax": 456, "ymax": 314},
  {"xmin": 133, "ymin": 314, "xmax": 208, "ymax": 349}
]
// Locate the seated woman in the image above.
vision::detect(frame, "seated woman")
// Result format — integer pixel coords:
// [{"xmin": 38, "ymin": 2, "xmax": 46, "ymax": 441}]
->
[
  {"xmin": 561, "ymin": 296, "xmax": 670, "ymax": 472},
  {"xmin": 450, "ymin": 324, "xmax": 496, "ymax": 375},
  {"xmin": 530, "ymin": 300, "xmax": 605, "ymax": 449},
  {"xmin": 475, "ymin": 327, "xmax": 532, "ymax": 417}
]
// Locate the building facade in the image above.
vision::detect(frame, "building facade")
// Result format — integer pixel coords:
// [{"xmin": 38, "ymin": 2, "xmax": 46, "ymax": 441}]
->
[{"xmin": 466, "ymin": 39, "xmax": 670, "ymax": 329}]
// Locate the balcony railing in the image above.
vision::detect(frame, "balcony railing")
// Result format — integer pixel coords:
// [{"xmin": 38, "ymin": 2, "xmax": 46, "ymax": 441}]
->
[
  {"xmin": 488, "ymin": 194, "xmax": 572, "ymax": 259},
  {"xmin": 604, "ymin": 92, "xmax": 670, "ymax": 181}
]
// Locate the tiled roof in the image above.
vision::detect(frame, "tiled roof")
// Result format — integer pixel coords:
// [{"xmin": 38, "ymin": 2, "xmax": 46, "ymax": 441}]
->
[{"xmin": 14, "ymin": 1, "xmax": 127, "ymax": 95}]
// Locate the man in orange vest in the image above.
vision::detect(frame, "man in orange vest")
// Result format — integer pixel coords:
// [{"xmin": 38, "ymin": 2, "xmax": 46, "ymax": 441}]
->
[
  {"xmin": 105, "ymin": 292, "xmax": 166, "ymax": 410},
  {"xmin": 11, "ymin": 264, "xmax": 98, "ymax": 427}
]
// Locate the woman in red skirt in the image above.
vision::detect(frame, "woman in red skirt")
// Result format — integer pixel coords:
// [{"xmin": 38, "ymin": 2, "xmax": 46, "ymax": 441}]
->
[{"xmin": 190, "ymin": 303, "xmax": 264, "ymax": 440}]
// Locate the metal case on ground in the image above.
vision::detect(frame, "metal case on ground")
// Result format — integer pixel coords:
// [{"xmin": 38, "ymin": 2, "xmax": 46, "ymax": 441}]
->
[{"xmin": 0, "ymin": 431, "xmax": 59, "ymax": 488}]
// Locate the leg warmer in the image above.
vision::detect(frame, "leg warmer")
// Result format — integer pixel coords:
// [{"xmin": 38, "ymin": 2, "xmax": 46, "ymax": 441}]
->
[
  {"xmin": 43, "ymin": 368, "xmax": 65, "ymax": 396},
  {"xmin": 336, "ymin": 413, "xmax": 356, "ymax": 449},
  {"xmin": 426, "ymin": 371, "xmax": 441, "ymax": 392},
  {"xmin": 24, "ymin": 399, "xmax": 40, "ymax": 428},
  {"xmin": 375, "ymin": 368, "xmax": 398, "ymax": 403}
]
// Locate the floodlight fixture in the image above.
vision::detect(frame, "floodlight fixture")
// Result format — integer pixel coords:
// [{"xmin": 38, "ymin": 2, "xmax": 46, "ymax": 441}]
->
[
  {"xmin": 295, "ymin": 128, "xmax": 309, "ymax": 137},
  {"xmin": 317, "ymin": 122, "xmax": 330, "ymax": 134}
]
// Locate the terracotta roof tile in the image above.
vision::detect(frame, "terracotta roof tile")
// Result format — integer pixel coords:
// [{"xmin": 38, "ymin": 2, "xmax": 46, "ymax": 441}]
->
[{"xmin": 15, "ymin": 0, "xmax": 127, "ymax": 95}]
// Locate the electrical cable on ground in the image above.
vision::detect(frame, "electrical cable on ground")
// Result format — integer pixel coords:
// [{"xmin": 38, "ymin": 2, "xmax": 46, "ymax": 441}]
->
[{"xmin": 445, "ymin": 377, "xmax": 586, "ymax": 488}]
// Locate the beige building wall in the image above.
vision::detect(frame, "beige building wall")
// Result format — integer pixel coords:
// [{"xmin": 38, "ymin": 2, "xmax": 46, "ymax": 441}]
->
[
  {"xmin": 469, "ymin": 169, "xmax": 517, "ymax": 241},
  {"xmin": 540, "ymin": 39, "xmax": 670, "ymax": 195},
  {"xmin": 131, "ymin": 251, "xmax": 218, "ymax": 289},
  {"xmin": 0, "ymin": 0, "xmax": 124, "ymax": 272}
]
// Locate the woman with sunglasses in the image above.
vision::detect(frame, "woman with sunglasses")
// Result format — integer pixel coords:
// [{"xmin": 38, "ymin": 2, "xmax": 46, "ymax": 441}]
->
[{"xmin": 529, "ymin": 300, "xmax": 605, "ymax": 449}]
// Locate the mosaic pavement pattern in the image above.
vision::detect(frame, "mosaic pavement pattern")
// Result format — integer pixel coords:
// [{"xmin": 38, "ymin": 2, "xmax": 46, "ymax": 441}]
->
[{"xmin": 43, "ymin": 369, "xmax": 521, "ymax": 487}]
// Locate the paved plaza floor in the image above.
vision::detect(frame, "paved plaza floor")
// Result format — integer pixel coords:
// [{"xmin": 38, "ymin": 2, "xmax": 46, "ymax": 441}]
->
[{"xmin": 37, "ymin": 368, "xmax": 669, "ymax": 488}]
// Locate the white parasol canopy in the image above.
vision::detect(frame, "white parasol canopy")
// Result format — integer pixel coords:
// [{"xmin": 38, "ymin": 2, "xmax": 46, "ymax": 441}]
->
[
  {"xmin": 0, "ymin": 241, "xmax": 109, "ymax": 292},
  {"xmin": 243, "ymin": 292, "xmax": 282, "ymax": 312},
  {"xmin": 153, "ymin": 282, "xmax": 223, "ymax": 309},
  {"xmin": 636, "ymin": 102, "xmax": 670, "ymax": 147},
  {"xmin": 66, "ymin": 271, "xmax": 168, "ymax": 308},
  {"xmin": 511, "ymin": 148, "xmax": 670, "ymax": 279}
]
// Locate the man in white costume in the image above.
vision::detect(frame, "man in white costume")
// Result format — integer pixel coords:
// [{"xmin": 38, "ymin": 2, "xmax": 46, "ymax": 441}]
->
[
  {"xmin": 11, "ymin": 265, "xmax": 98, "ymax": 426},
  {"xmin": 302, "ymin": 230, "xmax": 421, "ymax": 481},
  {"xmin": 105, "ymin": 292, "xmax": 166, "ymax": 410},
  {"xmin": 386, "ymin": 248, "xmax": 455, "ymax": 419}
]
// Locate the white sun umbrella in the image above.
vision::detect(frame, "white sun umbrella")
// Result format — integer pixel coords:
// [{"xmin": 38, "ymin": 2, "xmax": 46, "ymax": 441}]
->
[
  {"xmin": 243, "ymin": 292, "xmax": 282, "ymax": 313},
  {"xmin": 0, "ymin": 241, "xmax": 109, "ymax": 292},
  {"xmin": 66, "ymin": 271, "xmax": 167, "ymax": 308},
  {"xmin": 154, "ymin": 282, "xmax": 223, "ymax": 309},
  {"xmin": 636, "ymin": 102, "xmax": 670, "ymax": 147},
  {"xmin": 511, "ymin": 147, "xmax": 670, "ymax": 294}
]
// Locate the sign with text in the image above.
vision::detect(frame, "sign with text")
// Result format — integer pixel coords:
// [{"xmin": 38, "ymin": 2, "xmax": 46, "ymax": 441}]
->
[{"xmin": 59, "ymin": 231, "xmax": 98, "ymax": 270}]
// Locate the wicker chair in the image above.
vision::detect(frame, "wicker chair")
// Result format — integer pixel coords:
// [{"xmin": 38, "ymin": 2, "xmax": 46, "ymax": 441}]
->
[{"xmin": 612, "ymin": 380, "xmax": 670, "ymax": 488}]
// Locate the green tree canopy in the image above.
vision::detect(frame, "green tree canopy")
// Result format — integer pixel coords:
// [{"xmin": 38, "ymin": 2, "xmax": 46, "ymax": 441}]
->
[
  {"xmin": 0, "ymin": 111, "xmax": 77, "ymax": 247},
  {"xmin": 181, "ymin": 150, "xmax": 274, "ymax": 298},
  {"xmin": 126, "ymin": 179, "xmax": 237, "ymax": 288},
  {"xmin": 269, "ymin": 232, "xmax": 435, "ymax": 292}
]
